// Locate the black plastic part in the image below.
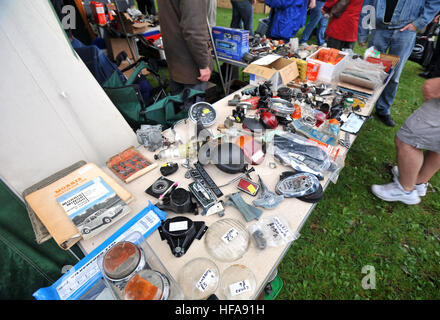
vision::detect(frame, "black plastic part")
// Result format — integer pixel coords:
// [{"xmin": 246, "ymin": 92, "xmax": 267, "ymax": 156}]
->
[
  {"xmin": 145, "ymin": 177, "xmax": 174, "ymax": 198},
  {"xmin": 156, "ymin": 188, "xmax": 198, "ymax": 214},
  {"xmin": 212, "ymin": 143, "xmax": 247, "ymax": 174},
  {"xmin": 194, "ymin": 162, "xmax": 224, "ymax": 198},
  {"xmin": 160, "ymin": 162, "xmax": 179, "ymax": 176},
  {"xmin": 158, "ymin": 216, "xmax": 208, "ymax": 257},
  {"xmin": 242, "ymin": 117, "xmax": 265, "ymax": 133}
]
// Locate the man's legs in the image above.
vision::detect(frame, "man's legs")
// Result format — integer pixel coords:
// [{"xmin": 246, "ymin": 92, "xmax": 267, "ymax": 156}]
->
[
  {"xmin": 316, "ymin": 14, "xmax": 328, "ymax": 46},
  {"xmin": 137, "ymin": 0, "xmax": 147, "ymax": 14},
  {"xmin": 371, "ymin": 135, "xmax": 422, "ymax": 205},
  {"xmin": 145, "ymin": 0, "xmax": 157, "ymax": 15},
  {"xmin": 300, "ymin": 2, "xmax": 326, "ymax": 45},
  {"xmin": 373, "ymin": 29, "xmax": 417, "ymax": 124},
  {"xmin": 395, "ymin": 136, "xmax": 424, "ymax": 191},
  {"xmin": 326, "ymin": 37, "xmax": 343, "ymax": 50},
  {"xmin": 231, "ymin": 0, "xmax": 254, "ymax": 35},
  {"xmin": 416, "ymin": 150, "xmax": 440, "ymax": 185},
  {"xmin": 230, "ymin": 2, "xmax": 243, "ymax": 30}
]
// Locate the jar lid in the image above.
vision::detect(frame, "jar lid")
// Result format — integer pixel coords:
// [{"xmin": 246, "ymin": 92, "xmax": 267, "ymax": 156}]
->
[{"xmin": 103, "ymin": 241, "xmax": 142, "ymax": 280}]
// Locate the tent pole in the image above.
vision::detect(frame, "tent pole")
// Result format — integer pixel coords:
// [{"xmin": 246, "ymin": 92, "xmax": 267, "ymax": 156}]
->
[{"xmin": 207, "ymin": 18, "xmax": 227, "ymax": 97}]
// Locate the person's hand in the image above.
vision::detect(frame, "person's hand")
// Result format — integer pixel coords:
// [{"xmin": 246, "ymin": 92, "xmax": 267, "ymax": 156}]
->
[
  {"xmin": 400, "ymin": 23, "xmax": 417, "ymax": 32},
  {"xmin": 198, "ymin": 67, "xmax": 211, "ymax": 82},
  {"xmin": 422, "ymin": 77, "xmax": 440, "ymax": 101},
  {"xmin": 309, "ymin": 0, "xmax": 316, "ymax": 9},
  {"xmin": 359, "ymin": 42, "xmax": 366, "ymax": 47},
  {"xmin": 434, "ymin": 14, "xmax": 440, "ymax": 23}
]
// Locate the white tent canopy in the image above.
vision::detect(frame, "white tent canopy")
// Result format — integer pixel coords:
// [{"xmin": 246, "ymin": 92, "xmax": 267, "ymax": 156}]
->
[{"xmin": 0, "ymin": 0, "xmax": 137, "ymax": 198}]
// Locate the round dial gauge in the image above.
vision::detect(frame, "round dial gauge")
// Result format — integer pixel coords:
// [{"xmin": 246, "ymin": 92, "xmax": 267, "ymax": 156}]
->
[{"xmin": 188, "ymin": 102, "xmax": 217, "ymax": 127}]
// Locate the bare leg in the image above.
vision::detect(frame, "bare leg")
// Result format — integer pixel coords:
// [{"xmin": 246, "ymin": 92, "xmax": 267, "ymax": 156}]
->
[
  {"xmin": 416, "ymin": 151, "xmax": 440, "ymax": 184},
  {"xmin": 395, "ymin": 136, "xmax": 424, "ymax": 191}
]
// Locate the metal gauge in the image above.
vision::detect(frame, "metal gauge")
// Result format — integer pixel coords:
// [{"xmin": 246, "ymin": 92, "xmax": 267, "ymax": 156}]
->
[{"xmin": 188, "ymin": 102, "xmax": 217, "ymax": 127}]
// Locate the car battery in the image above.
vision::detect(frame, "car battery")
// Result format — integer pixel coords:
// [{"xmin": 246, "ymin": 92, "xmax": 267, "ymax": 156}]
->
[{"xmin": 212, "ymin": 26, "xmax": 249, "ymax": 61}]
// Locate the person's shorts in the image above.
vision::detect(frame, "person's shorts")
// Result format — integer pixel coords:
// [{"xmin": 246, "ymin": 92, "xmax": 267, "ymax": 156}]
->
[{"xmin": 396, "ymin": 98, "xmax": 440, "ymax": 154}]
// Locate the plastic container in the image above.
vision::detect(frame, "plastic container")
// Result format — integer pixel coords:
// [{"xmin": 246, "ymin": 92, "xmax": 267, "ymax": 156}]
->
[
  {"xmin": 99, "ymin": 233, "xmax": 184, "ymax": 300},
  {"xmin": 306, "ymin": 60, "xmax": 320, "ymax": 82},
  {"xmin": 306, "ymin": 47, "xmax": 348, "ymax": 83}
]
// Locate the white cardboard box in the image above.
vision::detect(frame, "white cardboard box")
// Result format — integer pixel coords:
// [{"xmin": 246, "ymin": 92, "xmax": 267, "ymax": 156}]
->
[
  {"xmin": 243, "ymin": 54, "xmax": 299, "ymax": 92},
  {"xmin": 306, "ymin": 48, "xmax": 349, "ymax": 83}
]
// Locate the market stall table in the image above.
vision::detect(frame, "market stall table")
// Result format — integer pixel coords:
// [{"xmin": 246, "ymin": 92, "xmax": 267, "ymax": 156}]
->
[{"xmin": 78, "ymin": 79, "xmax": 389, "ymax": 300}]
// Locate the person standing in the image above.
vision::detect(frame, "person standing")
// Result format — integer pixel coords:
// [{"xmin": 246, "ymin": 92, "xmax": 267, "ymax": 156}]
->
[
  {"xmin": 371, "ymin": 77, "xmax": 440, "ymax": 205},
  {"xmin": 300, "ymin": 0, "xmax": 329, "ymax": 47},
  {"xmin": 358, "ymin": 0, "xmax": 440, "ymax": 127},
  {"xmin": 230, "ymin": 0, "xmax": 255, "ymax": 35},
  {"xmin": 419, "ymin": 13, "xmax": 440, "ymax": 79},
  {"xmin": 321, "ymin": 0, "xmax": 364, "ymax": 51},
  {"xmin": 258, "ymin": 0, "xmax": 308, "ymax": 42},
  {"xmin": 157, "ymin": 0, "xmax": 213, "ymax": 98},
  {"xmin": 137, "ymin": 0, "xmax": 157, "ymax": 16}
]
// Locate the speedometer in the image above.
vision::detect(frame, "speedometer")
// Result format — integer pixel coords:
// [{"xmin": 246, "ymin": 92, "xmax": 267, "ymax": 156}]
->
[{"xmin": 188, "ymin": 102, "xmax": 217, "ymax": 128}]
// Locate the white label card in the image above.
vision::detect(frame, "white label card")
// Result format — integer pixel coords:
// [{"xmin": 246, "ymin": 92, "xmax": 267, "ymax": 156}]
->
[
  {"xmin": 169, "ymin": 221, "xmax": 188, "ymax": 232},
  {"xmin": 272, "ymin": 217, "xmax": 291, "ymax": 240},
  {"xmin": 221, "ymin": 228, "xmax": 239, "ymax": 244},
  {"xmin": 195, "ymin": 269, "xmax": 216, "ymax": 292},
  {"xmin": 229, "ymin": 280, "xmax": 251, "ymax": 297}
]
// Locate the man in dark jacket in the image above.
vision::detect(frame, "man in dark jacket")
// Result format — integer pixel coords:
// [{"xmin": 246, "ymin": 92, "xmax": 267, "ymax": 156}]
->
[{"xmin": 157, "ymin": 0, "xmax": 213, "ymax": 96}]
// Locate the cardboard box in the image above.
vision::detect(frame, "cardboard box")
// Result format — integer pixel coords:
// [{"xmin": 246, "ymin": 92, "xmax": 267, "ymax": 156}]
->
[
  {"xmin": 115, "ymin": 12, "xmax": 150, "ymax": 34},
  {"xmin": 212, "ymin": 26, "xmax": 249, "ymax": 61},
  {"xmin": 306, "ymin": 48, "xmax": 348, "ymax": 83},
  {"xmin": 243, "ymin": 55, "xmax": 299, "ymax": 92}
]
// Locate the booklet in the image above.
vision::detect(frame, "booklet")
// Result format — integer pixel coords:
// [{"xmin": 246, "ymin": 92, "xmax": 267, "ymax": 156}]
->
[{"xmin": 57, "ymin": 177, "xmax": 130, "ymax": 240}]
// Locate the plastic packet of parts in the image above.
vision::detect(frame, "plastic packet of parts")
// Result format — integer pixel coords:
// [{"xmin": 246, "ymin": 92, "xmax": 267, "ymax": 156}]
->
[
  {"xmin": 247, "ymin": 215, "xmax": 299, "ymax": 250},
  {"xmin": 273, "ymin": 132, "xmax": 339, "ymax": 179},
  {"xmin": 339, "ymin": 56, "xmax": 388, "ymax": 90},
  {"xmin": 32, "ymin": 202, "xmax": 166, "ymax": 300}
]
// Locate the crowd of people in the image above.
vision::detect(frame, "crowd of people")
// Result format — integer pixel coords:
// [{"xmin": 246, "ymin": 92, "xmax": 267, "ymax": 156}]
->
[{"xmin": 157, "ymin": 0, "xmax": 440, "ymax": 206}]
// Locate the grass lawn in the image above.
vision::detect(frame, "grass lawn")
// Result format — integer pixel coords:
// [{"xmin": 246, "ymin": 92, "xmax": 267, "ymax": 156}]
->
[{"xmin": 216, "ymin": 8, "xmax": 440, "ymax": 300}]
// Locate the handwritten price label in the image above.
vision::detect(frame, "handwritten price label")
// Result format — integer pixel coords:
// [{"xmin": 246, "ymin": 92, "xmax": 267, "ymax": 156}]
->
[
  {"xmin": 221, "ymin": 228, "xmax": 239, "ymax": 244},
  {"xmin": 229, "ymin": 279, "xmax": 251, "ymax": 297},
  {"xmin": 196, "ymin": 269, "xmax": 216, "ymax": 292}
]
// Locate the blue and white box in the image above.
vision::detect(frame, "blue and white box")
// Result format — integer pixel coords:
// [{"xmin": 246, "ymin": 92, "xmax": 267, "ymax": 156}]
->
[{"xmin": 212, "ymin": 26, "xmax": 249, "ymax": 61}]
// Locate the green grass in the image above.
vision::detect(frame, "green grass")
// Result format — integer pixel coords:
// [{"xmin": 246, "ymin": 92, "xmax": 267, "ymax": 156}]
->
[{"xmin": 217, "ymin": 8, "xmax": 440, "ymax": 300}]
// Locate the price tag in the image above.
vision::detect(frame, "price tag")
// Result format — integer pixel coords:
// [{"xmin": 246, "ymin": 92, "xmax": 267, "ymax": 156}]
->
[
  {"xmin": 272, "ymin": 217, "xmax": 291, "ymax": 240},
  {"xmin": 169, "ymin": 221, "xmax": 188, "ymax": 232},
  {"xmin": 221, "ymin": 228, "xmax": 238, "ymax": 244},
  {"xmin": 229, "ymin": 280, "xmax": 251, "ymax": 297},
  {"xmin": 195, "ymin": 269, "xmax": 216, "ymax": 292}
]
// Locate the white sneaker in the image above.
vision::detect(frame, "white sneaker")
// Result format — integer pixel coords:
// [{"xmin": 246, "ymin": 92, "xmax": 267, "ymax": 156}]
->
[
  {"xmin": 391, "ymin": 166, "xmax": 428, "ymax": 196},
  {"xmin": 371, "ymin": 180, "xmax": 421, "ymax": 205}
]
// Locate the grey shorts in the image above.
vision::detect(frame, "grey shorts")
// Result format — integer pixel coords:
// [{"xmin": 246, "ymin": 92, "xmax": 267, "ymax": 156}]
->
[{"xmin": 396, "ymin": 98, "xmax": 440, "ymax": 154}]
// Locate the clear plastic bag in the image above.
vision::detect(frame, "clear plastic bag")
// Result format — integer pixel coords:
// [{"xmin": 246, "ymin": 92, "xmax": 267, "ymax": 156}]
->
[
  {"xmin": 272, "ymin": 131, "xmax": 344, "ymax": 184},
  {"xmin": 247, "ymin": 215, "xmax": 299, "ymax": 249}
]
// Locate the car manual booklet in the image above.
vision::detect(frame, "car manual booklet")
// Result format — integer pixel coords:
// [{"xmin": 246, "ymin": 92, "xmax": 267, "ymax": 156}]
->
[{"xmin": 56, "ymin": 176, "xmax": 130, "ymax": 240}]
